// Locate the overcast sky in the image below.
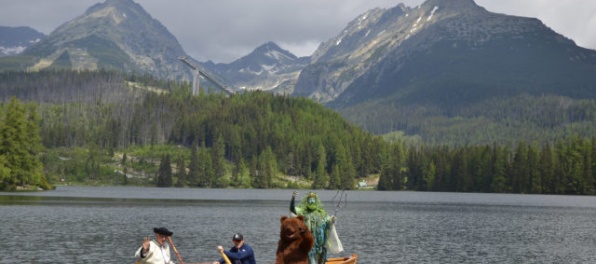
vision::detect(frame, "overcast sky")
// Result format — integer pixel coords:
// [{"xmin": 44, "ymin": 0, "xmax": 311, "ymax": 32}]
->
[{"xmin": 1, "ymin": 0, "xmax": 595, "ymax": 63}]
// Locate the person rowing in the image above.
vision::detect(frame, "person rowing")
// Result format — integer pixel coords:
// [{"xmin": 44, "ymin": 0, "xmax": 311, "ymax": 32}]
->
[{"xmin": 212, "ymin": 233, "xmax": 257, "ymax": 264}]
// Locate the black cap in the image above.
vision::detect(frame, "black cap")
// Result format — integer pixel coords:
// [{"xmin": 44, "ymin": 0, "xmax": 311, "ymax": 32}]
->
[
  {"xmin": 232, "ymin": 233, "xmax": 243, "ymax": 241},
  {"xmin": 153, "ymin": 227, "xmax": 173, "ymax": 236}
]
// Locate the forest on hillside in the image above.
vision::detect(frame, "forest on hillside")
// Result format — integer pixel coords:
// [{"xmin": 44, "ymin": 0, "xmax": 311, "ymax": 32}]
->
[
  {"xmin": 342, "ymin": 95, "xmax": 596, "ymax": 148},
  {"xmin": 1, "ymin": 70, "xmax": 596, "ymax": 194}
]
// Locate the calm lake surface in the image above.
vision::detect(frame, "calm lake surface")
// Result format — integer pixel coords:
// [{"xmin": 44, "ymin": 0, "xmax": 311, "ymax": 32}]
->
[{"xmin": 2, "ymin": 187, "xmax": 596, "ymax": 264}]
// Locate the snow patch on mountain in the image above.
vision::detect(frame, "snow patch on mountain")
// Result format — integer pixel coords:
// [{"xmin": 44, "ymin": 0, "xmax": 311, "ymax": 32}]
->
[{"xmin": 0, "ymin": 46, "xmax": 27, "ymax": 56}]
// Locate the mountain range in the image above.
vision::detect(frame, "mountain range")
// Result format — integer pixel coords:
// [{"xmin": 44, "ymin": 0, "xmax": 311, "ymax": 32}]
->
[
  {"xmin": 0, "ymin": 26, "xmax": 45, "ymax": 57},
  {"xmin": 293, "ymin": 0, "xmax": 596, "ymax": 137},
  {"xmin": 299, "ymin": 0, "xmax": 596, "ymax": 107},
  {"xmin": 2, "ymin": 0, "xmax": 596, "ymax": 145},
  {"xmin": 0, "ymin": 0, "xmax": 190, "ymax": 80}
]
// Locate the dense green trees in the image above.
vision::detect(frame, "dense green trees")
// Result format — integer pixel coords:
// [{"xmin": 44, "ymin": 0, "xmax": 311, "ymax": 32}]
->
[
  {"xmin": 0, "ymin": 97, "xmax": 51, "ymax": 190},
  {"xmin": 377, "ymin": 136, "xmax": 596, "ymax": 194},
  {"xmin": 346, "ymin": 94, "xmax": 596, "ymax": 148},
  {"xmin": 4, "ymin": 70, "xmax": 596, "ymax": 194}
]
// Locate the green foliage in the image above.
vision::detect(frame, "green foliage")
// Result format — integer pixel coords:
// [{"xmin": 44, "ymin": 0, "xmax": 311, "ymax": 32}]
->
[
  {"xmin": 344, "ymin": 94, "xmax": 596, "ymax": 148},
  {"xmin": 378, "ymin": 136, "xmax": 596, "ymax": 195},
  {"xmin": 156, "ymin": 154, "xmax": 173, "ymax": 187},
  {"xmin": 0, "ymin": 55, "xmax": 38, "ymax": 70},
  {"xmin": 5, "ymin": 70, "xmax": 596, "ymax": 194},
  {"xmin": 0, "ymin": 97, "xmax": 51, "ymax": 190},
  {"xmin": 174, "ymin": 155, "xmax": 187, "ymax": 187}
]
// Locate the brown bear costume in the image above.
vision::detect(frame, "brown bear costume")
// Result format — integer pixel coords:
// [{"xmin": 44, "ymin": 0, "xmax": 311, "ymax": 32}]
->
[{"xmin": 275, "ymin": 215, "xmax": 315, "ymax": 264}]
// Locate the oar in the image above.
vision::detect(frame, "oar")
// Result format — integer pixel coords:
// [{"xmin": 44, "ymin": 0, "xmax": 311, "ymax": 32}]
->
[
  {"xmin": 217, "ymin": 247, "xmax": 232, "ymax": 264},
  {"xmin": 167, "ymin": 236, "xmax": 185, "ymax": 264}
]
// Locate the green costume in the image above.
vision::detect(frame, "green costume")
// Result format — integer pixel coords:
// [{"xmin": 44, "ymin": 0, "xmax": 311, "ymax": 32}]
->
[{"xmin": 290, "ymin": 192, "xmax": 341, "ymax": 264}]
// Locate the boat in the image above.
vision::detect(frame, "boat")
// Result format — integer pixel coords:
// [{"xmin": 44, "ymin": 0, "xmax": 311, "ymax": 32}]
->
[
  {"xmin": 186, "ymin": 253, "xmax": 358, "ymax": 264},
  {"xmin": 326, "ymin": 253, "xmax": 358, "ymax": 264}
]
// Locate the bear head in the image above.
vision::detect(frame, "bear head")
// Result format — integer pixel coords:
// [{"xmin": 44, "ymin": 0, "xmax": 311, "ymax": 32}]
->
[{"xmin": 280, "ymin": 215, "xmax": 309, "ymax": 242}]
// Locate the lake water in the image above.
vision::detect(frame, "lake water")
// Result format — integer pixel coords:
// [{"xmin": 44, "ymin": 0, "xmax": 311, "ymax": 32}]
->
[{"xmin": 2, "ymin": 187, "xmax": 596, "ymax": 264}]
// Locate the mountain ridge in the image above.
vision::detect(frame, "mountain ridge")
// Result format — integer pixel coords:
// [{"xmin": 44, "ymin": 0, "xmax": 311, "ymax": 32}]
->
[
  {"xmin": 1, "ymin": 0, "xmax": 191, "ymax": 80},
  {"xmin": 202, "ymin": 41, "xmax": 309, "ymax": 93},
  {"xmin": 294, "ymin": 0, "xmax": 596, "ymax": 106},
  {"xmin": 0, "ymin": 26, "xmax": 45, "ymax": 57}
]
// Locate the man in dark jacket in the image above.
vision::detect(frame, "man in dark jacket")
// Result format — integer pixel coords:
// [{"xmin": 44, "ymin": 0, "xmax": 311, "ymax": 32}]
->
[{"xmin": 213, "ymin": 233, "xmax": 257, "ymax": 264}]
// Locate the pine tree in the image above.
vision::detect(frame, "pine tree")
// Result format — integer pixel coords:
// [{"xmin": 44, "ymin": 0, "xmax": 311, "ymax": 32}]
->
[
  {"xmin": 175, "ymin": 155, "xmax": 187, "ymax": 187},
  {"xmin": 511, "ymin": 142, "xmax": 529, "ymax": 193},
  {"xmin": 591, "ymin": 138, "xmax": 596, "ymax": 191},
  {"xmin": 212, "ymin": 134, "xmax": 227, "ymax": 187},
  {"xmin": 197, "ymin": 146, "xmax": 214, "ymax": 187},
  {"xmin": 24, "ymin": 103, "xmax": 47, "ymax": 188},
  {"xmin": 377, "ymin": 146, "xmax": 394, "ymax": 191},
  {"xmin": 156, "ymin": 154, "xmax": 173, "ymax": 187},
  {"xmin": 581, "ymin": 140, "xmax": 593, "ymax": 194},
  {"xmin": 422, "ymin": 161, "xmax": 436, "ymax": 191},
  {"xmin": 528, "ymin": 143, "xmax": 542, "ymax": 193},
  {"xmin": 255, "ymin": 147, "xmax": 276, "ymax": 188},
  {"xmin": 490, "ymin": 145, "xmax": 508, "ymax": 193},
  {"xmin": 0, "ymin": 97, "xmax": 27, "ymax": 186},
  {"xmin": 233, "ymin": 157, "xmax": 251, "ymax": 188},
  {"xmin": 338, "ymin": 145, "xmax": 356, "ymax": 190},
  {"xmin": 539, "ymin": 143, "xmax": 556, "ymax": 194},
  {"xmin": 187, "ymin": 143, "xmax": 199, "ymax": 186},
  {"xmin": 392, "ymin": 143, "xmax": 406, "ymax": 191},
  {"xmin": 0, "ymin": 97, "xmax": 48, "ymax": 189},
  {"xmin": 329, "ymin": 164, "xmax": 341, "ymax": 190},
  {"xmin": 311, "ymin": 144, "xmax": 327, "ymax": 189}
]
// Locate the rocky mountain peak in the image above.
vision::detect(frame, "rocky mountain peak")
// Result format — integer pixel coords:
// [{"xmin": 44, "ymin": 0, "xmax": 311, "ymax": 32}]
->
[
  {"xmin": 253, "ymin": 41, "xmax": 297, "ymax": 61},
  {"xmin": 219, "ymin": 41, "xmax": 302, "ymax": 75},
  {"xmin": 19, "ymin": 0, "xmax": 189, "ymax": 80},
  {"xmin": 202, "ymin": 41, "xmax": 308, "ymax": 93},
  {"xmin": 86, "ymin": 0, "xmax": 138, "ymax": 14},
  {"xmin": 294, "ymin": 0, "xmax": 596, "ymax": 109},
  {"xmin": 423, "ymin": 0, "xmax": 480, "ymax": 10}
]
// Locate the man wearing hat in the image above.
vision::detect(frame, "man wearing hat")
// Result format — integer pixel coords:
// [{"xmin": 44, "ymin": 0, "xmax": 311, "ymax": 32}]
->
[
  {"xmin": 135, "ymin": 227, "xmax": 176, "ymax": 264},
  {"xmin": 213, "ymin": 233, "xmax": 257, "ymax": 264}
]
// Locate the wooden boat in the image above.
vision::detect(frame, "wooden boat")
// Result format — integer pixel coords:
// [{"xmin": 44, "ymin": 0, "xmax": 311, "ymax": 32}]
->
[
  {"xmin": 326, "ymin": 253, "xmax": 358, "ymax": 264},
  {"xmin": 186, "ymin": 253, "xmax": 357, "ymax": 264}
]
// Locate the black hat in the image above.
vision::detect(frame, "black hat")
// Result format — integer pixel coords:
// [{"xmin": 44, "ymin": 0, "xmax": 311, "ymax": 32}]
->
[
  {"xmin": 232, "ymin": 233, "xmax": 243, "ymax": 241},
  {"xmin": 153, "ymin": 227, "xmax": 173, "ymax": 236}
]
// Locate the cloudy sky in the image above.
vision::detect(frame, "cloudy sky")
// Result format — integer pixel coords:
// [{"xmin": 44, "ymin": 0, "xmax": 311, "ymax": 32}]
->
[{"xmin": 1, "ymin": 0, "xmax": 595, "ymax": 63}]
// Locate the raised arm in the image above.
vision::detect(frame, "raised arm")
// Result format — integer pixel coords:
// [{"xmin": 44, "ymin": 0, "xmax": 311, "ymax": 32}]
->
[{"xmin": 290, "ymin": 191, "xmax": 298, "ymax": 215}]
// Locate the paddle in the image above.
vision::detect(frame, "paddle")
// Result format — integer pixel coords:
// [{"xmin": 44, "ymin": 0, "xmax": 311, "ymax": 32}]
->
[
  {"xmin": 217, "ymin": 247, "xmax": 232, "ymax": 264},
  {"xmin": 168, "ymin": 236, "xmax": 185, "ymax": 264}
]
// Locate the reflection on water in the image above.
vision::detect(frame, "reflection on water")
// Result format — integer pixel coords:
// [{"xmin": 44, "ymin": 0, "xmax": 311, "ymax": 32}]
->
[{"xmin": 2, "ymin": 187, "xmax": 596, "ymax": 263}]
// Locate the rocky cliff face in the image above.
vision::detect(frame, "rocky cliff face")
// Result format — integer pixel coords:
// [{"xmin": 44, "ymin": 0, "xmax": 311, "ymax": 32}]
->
[{"xmin": 293, "ymin": 0, "xmax": 596, "ymax": 109}]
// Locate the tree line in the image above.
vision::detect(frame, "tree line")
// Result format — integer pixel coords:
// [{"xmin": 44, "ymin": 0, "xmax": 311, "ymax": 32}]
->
[
  {"xmin": 378, "ymin": 136, "xmax": 596, "ymax": 194},
  {"xmin": 3, "ymin": 70, "xmax": 596, "ymax": 194},
  {"xmin": 345, "ymin": 94, "xmax": 596, "ymax": 148}
]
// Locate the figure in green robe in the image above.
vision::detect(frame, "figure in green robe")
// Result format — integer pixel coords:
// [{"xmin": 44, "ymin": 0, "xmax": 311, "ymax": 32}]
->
[{"xmin": 290, "ymin": 191, "xmax": 343, "ymax": 264}]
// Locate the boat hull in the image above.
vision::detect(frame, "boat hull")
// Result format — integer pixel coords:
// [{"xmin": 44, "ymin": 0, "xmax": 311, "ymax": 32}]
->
[
  {"xmin": 325, "ymin": 253, "xmax": 358, "ymax": 264},
  {"xmin": 185, "ymin": 253, "xmax": 358, "ymax": 264}
]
